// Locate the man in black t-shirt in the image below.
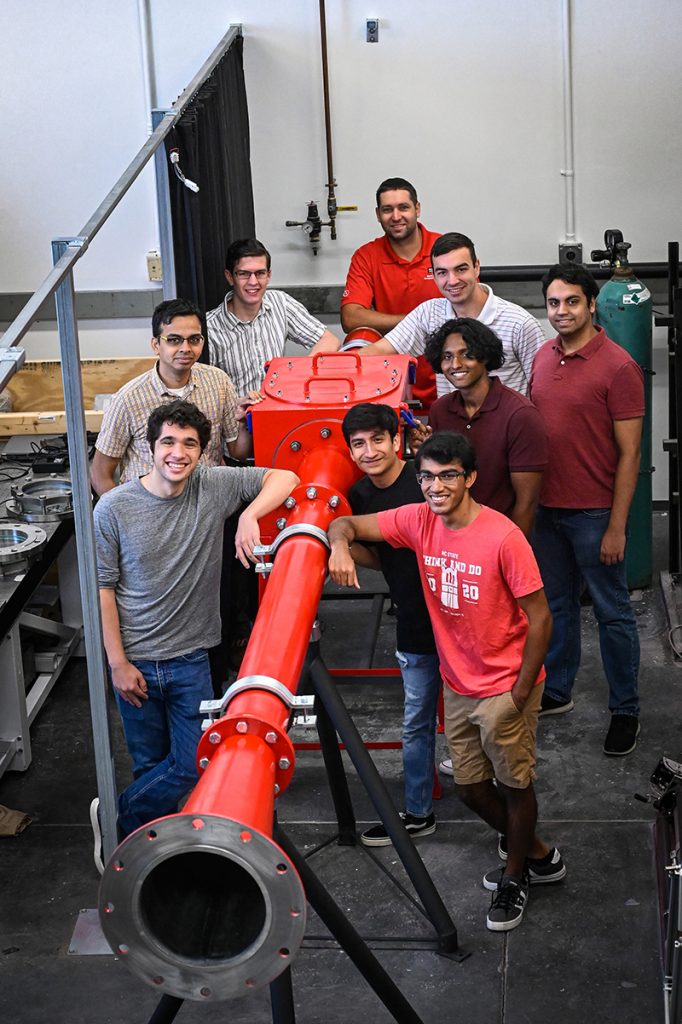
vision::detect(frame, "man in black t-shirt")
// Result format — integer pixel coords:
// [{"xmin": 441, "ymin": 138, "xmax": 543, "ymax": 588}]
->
[{"xmin": 342, "ymin": 403, "xmax": 441, "ymax": 845}]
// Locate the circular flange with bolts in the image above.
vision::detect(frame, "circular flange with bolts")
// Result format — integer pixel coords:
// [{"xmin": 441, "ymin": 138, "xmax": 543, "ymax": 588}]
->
[
  {"xmin": 0, "ymin": 523, "xmax": 47, "ymax": 573},
  {"xmin": 98, "ymin": 813, "xmax": 306, "ymax": 1001},
  {"xmin": 7, "ymin": 475, "xmax": 75, "ymax": 522}
]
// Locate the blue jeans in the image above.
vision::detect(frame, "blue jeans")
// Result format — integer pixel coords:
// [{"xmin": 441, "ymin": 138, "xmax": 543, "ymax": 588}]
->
[
  {"xmin": 115, "ymin": 650, "xmax": 213, "ymax": 838},
  {"xmin": 396, "ymin": 650, "xmax": 442, "ymax": 818},
  {"xmin": 533, "ymin": 506, "xmax": 640, "ymax": 716}
]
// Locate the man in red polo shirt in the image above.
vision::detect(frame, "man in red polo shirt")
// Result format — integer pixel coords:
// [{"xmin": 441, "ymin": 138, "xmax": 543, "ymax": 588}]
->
[
  {"xmin": 530, "ymin": 263, "xmax": 644, "ymax": 756},
  {"xmin": 341, "ymin": 177, "xmax": 441, "ymax": 409}
]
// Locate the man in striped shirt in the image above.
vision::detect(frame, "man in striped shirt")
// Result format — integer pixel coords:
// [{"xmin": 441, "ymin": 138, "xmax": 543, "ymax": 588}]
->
[
  {"xmin": 206, "ymin": 238, "xmax": 341, "ymax": 395},
  {"xmin": 370, "ymin": 233, "xmax": 545, "ymax": 399},
  {"xmin": 92, "ymin": 298, "xmax": 249, "ymax": 495}
]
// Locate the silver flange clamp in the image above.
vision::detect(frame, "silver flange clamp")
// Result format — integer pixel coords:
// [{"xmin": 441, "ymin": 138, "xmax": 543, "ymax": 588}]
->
[{"xmin": 200, "ymin": 674, "xmax": 314, "ymax": 727}]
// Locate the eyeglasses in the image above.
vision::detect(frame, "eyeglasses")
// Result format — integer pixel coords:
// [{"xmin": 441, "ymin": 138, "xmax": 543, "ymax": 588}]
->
[
  {"xmin": 415, "ymin": 469, "xmax": 467, "ymax": 484},
  {"xmin": 233, "ymin": 269, "xmax": 270, "ymax": 281},
  {"xmin": 158, "ymin": 334, "xmax": 204, "ymax": 347}
]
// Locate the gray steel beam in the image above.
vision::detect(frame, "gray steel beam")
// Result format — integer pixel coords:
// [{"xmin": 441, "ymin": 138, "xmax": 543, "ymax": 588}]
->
[
  {"xmin": 152, "ymin": 108, "xmax": 177, "ymax": 300},
  {"xmin": 52, "ymin": 238, "xmax": 118, "ymax": 862}
]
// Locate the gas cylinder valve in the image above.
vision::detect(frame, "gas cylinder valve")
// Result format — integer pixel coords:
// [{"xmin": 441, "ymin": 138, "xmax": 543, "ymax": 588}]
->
[{"xmin": 591, "ymin": 229, "xmax": 631, "ymax": 269}]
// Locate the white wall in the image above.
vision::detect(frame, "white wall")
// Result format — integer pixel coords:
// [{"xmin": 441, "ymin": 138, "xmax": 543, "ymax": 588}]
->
[
  {"xmin": 1, "ymin": 1, "xmax": 681, "ymax": 292},
  {"xmin": 1, "ymin": 0, "xmax": 158, "ymax": 293}
]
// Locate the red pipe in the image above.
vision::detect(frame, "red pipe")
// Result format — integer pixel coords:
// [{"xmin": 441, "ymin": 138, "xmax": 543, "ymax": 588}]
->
[{"xmin": 97, "ymin": 354, "xmax": 412, "ymax": 1003}]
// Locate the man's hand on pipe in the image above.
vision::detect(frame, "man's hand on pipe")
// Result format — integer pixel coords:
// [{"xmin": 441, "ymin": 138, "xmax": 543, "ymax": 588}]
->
[
  {"xmin": 328, "ymin": 541, "xmax": 361, "ymax": 589},
  {"xmin": 235, "ymin": 511, "xmax": 261, "ymax": 567},
  {"xmin": 111, "ymin": 661, "xmax": 149, "ymax": 708}
]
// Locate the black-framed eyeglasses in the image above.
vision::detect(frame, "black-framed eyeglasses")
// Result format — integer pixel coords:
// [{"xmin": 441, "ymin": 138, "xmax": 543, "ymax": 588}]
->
[
  {"xmin": 415, "ymin": 469, "xmax": 467, "ymax": 484},
  {"xmin": 158, "ymin": 334, "xmax": 204, "ymax": 347},
  {"xmin": 233, "ymin": 269, "xmax": 270, "ymax": 281}
]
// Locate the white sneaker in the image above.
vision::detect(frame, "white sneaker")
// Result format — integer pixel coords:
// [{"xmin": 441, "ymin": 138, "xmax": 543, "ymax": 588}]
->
[
  {"xmin": 90, "ymin": 797, "xmax": 104, "ymax": 876},
  {"xmin": 439, "ymin": 758, "xmax": 454, "ymax": 777}
]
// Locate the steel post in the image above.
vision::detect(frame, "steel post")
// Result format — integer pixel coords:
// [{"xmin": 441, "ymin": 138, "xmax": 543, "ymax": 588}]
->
[
  {"xmin": 51, "ymin": 238, "xmax": 118, "ymax": 861},
  {"xmin": 152, "ymin": 108, "xmax": 177, "ymax": 300}
]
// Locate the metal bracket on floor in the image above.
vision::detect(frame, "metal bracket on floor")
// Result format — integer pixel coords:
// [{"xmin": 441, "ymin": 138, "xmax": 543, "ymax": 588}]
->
[
  {"xmin": 0, "ymin": 611, "xmax": 81, "ymax": 777},
  {"xmin": 660, "ymin": 571, "xmax": 682, "ymax": 664}
]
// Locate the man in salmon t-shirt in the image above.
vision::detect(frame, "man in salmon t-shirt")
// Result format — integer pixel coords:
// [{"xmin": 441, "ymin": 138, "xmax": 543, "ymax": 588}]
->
[
  {"xmin": 329, "ymin": 431, "xmax": 564, "ymax": 933},
  {"xmin": 340, "ymin": 177, "xmax": 441, "ymax": 410}
]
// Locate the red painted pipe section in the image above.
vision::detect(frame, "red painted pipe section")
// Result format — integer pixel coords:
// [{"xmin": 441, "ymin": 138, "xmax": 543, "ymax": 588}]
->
[{"xmin": 97, "ymin": 353, "xmax": 414, "ymax": 1002}]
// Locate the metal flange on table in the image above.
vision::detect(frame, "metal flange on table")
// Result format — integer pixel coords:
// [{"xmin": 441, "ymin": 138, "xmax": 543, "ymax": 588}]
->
[{"xmin": 0, "ymin": 471, "xmax": 83, "ymax": 779}]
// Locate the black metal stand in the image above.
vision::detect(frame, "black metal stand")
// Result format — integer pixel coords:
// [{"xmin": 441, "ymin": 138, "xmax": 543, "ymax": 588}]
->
[
  {"xmin": 314, "ymin": 694, "xmax": 357, "ymax": 845},
  {"xmin": 143, "ymin": 637, "xmax": 463, "ymax": 1024},
  {"xmin": 658, "ymin": 243, "xmax": 682, "ymax": 645},
  {"xmin": 275, "ymin": 824, "xmax": 425, "ymax": 1024},
  {"xmin": 146, "ymin": 995, "xmax": 183, "ymax": 1024},
  {"xmin": 301, "ymin": 644, "xmax": 460, "ymax": 957},
  {"xmin": 666, "ymin": 243, "xmax": 681, "ymax": 570},
  {"xmin": 269, "ymin": 966, "xmax": 296, "ymax": 1024}
]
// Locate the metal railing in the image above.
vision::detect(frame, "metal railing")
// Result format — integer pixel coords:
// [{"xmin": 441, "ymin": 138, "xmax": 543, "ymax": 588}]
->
[{"xmin": 1, "ymin": 24, "xmax": 242, "ymax": 863}]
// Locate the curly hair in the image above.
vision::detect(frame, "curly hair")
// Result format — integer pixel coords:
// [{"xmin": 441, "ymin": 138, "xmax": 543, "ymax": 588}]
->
[
  {"xmin": 146, "ymin": 400, "xmax": 212, "ymax": 454},
  {"xmin": 423, "ymin": 318, "xmax": 505, "ymax": 374}
]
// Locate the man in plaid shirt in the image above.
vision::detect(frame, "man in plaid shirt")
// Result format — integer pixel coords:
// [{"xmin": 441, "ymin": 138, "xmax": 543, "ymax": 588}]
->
[{"xmin": 91, "ymin": 298, "xmax": 250, "ymax": 494}]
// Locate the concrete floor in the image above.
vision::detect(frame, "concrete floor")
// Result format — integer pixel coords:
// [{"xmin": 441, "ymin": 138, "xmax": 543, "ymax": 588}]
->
[{"xmin": 0, "ymin": 512, "xmax": 679, "ymax": 1023}]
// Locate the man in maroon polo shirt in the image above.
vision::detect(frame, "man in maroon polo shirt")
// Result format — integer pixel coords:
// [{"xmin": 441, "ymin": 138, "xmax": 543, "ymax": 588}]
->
[
  {"xmin": 411, "ymin": 317, "xmax": 548, "ymax": 539},
  {"xmin": 341, "ymin": 177, "xmax": 441, "ymax": 410},
  {"xmin": 530, "ymin": 263, "xmax": 644, "ymax": 756},
  {"xmin": 410, "ymin": 316, "xmax": 548, "ymax": 778}
]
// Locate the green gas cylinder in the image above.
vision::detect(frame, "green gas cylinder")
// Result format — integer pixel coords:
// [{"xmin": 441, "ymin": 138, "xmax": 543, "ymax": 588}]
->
[{"xmin": 594, "ymin": 264, "xmax": 653, "ymax": 588}]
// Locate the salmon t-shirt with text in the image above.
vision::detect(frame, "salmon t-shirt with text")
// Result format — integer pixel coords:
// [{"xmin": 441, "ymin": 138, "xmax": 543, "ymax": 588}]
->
[{"xmin": 377, "ymin": 503, "xmax": 545, "ymax": 698}]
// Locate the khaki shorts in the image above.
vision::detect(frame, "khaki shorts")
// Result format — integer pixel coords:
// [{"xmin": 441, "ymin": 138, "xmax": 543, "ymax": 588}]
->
[{"xmin": 443, "ymin": 683, "xmax": 543, "ymax": 789}]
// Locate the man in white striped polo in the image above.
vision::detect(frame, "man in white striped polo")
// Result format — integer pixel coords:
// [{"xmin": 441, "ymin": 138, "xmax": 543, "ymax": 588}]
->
[
  {"xmin": 206, "ymin": 238, "xmax": 341, "ymax": 395},
  {"xmin": 370, "ymin": 232, "xmax": 545, "ymax": 399}
]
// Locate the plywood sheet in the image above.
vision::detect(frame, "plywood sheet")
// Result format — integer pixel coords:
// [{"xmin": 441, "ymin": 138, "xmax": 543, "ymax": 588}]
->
[
  {"xmin": 4, "ymin": 357, "xmax": 155, "ymax": 412},
  {"xmin": 0, "ymin": 410, "xmax": 104, "ymax": 435}
]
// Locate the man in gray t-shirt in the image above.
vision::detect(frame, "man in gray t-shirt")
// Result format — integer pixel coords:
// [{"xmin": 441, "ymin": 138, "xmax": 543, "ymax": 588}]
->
[{"xmin": 91, "ymin": 400, "xmax": 297, "ymax": 867}]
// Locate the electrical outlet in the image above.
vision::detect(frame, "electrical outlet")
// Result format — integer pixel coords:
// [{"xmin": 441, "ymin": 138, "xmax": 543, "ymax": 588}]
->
[
  {"xmin": 558, "ymin": 242, "xmax": 583, "ymax": 265},
  {"xmin": 366, "ymin": 19, "xmax": 379, "ymax": 43},
  {"xmin": 146, "ymin": 250, "xmax": 162, "ymax": 282}
]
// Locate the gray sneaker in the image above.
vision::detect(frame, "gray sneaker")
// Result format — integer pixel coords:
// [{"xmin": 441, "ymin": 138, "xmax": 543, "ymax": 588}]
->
[
  {"xmin": 486, "ymin": 875, "xmax": 529, "ymax": 932},
  {"xmin": 360, "ymin": 811, "xmax": 436, "ymax": 847},
  {"xmin": 483, "ymin": 847, "xmax": 566, "ymax": 890}
]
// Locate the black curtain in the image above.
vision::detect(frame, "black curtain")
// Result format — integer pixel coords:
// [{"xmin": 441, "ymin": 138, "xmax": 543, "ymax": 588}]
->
[{"xmin": 165, "ymin": 34, "xmax": 255, "ymax": 341}]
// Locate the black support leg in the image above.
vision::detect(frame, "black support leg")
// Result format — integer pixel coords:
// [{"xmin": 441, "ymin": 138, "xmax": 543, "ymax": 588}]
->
[
  {"xmin": 275, "ymin": 825, "xmax": 425, "ymax": 1024},
  {"xmin": 270, "ymin": 966, "xmax": 296, "ymax": 1024},
  {"xmin": 308, "ymin": 655, "xmax": 459, "ymax": 954},
  {"xmin": 146, "ymin": 995, "xmax": 183, "ymax": 1024}
]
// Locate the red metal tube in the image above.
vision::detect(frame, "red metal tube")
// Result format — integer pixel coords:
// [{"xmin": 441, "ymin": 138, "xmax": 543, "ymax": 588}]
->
[
  {"xmin": 97, "ymin": 353, "xmax": 413, "ymax": 1004},
  {"xmin": 183, "ymin": 734, "xmax": 276, "ymax": 835}
]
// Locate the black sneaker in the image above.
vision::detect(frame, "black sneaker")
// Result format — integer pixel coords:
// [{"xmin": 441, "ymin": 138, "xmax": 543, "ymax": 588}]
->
[
  {"xmin": 486, "ymin": 874, "xmax": 529, "ymax": 932},
  {"xmin": 90, "ymin": 797, "xmax": 104, "ymax": 876},
  {"xmin": 360, "ymin": 811, "xmax": 436, "ymax": 847},
  {"xmin": 603, "ymin": 715, "xmax": 640, "ymax": 756},
  {"xmin": 539, "ymin": 694, "xmax": 575, "ymax": 717},
  {"xmin": 498, "ymin": 833, "xmax": 508, "ymax": 861},
  {"xmin": 483, "ymin": 847, "xmax": 566, "ymax": 890}
]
